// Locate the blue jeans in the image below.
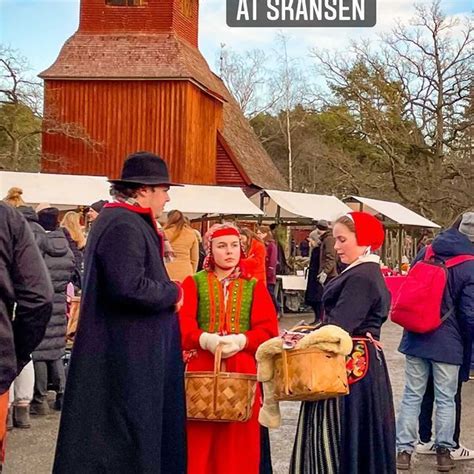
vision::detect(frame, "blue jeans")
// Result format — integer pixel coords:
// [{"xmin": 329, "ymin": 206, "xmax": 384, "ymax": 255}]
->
[{"xmin": 396, "ymin": 356, "xmax": 459, "ymax": 453}]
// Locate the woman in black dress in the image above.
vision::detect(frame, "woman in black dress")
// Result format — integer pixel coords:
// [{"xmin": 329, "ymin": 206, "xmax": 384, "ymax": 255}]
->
[{"xmin": 291, "ymin": 212, "xmax": 396, "ymax": 474}]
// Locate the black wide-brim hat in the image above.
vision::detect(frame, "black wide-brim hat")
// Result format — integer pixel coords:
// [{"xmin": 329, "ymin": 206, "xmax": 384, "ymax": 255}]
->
[{"xmin": 108, "ymin": 151, "xmax": 183, "ymax": 186}]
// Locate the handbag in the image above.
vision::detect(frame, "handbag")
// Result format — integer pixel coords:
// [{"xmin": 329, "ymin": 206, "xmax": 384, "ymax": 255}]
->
[
  {"xmin": 273, "ymin": 325, "xmax": 349, "ymax": 402},
  {"xmin": 185, "ymin": 344, "xmax": 257, "ymax": 422}
]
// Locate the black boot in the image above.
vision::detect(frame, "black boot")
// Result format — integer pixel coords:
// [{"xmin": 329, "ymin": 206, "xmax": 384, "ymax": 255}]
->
[{"xmin": 14, "ymin": 405, "xmax": 31, "ymax": 429}]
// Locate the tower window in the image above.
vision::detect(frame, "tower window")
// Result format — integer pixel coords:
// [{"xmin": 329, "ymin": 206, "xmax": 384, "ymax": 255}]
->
[{"xmin": 106, "ymin": 0, "xmax": 145, "ymax": 6}]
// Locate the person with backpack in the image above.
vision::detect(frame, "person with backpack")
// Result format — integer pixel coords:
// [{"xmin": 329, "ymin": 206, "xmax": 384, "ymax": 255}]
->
[
  {"xmin": 395, "ymin": 211, "xmax": 474, "ymax": 472},
  {"xmin": 416, "ymin": 210, "xmax": 474, "ymax": 460}
]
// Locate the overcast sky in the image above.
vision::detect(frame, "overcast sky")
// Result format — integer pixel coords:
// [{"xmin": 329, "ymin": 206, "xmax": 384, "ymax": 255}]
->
[{"xmin": 0, "ymin": 0, "xmax": 470, "ymax": 78}]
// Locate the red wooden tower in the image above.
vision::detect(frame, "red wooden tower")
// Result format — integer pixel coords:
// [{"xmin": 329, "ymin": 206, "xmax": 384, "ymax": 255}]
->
[{"xmin": 40, "ymin": 0, "xmax": 286, "ymax": 190}]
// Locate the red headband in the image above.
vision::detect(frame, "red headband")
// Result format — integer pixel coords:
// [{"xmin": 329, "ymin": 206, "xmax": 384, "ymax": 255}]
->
[{"xmin": 210, "ymin": 227, "xmax": 240, "ymax": 239}]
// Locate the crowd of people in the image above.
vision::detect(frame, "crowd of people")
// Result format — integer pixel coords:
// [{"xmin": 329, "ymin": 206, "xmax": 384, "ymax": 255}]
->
[{"xmin": 0, "ymin": 151, "xmax": 473, "ymax": 474}]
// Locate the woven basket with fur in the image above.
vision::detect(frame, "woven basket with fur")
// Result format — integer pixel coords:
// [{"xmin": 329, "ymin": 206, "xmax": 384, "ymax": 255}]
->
[
  {"xmin": 273, "ymin": 347, "xmax": 349, "ymax": 402},
  {"xmin": 185, "ymin": 344, "xmax": 257, "ymax": 422}
]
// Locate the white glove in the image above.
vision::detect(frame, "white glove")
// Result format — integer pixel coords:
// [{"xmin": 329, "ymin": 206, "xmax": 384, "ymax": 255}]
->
[
  {"xmin": 219, "ymin": 334, "xmax": 247, "ymax": 359},
  {"xmin": 318, "ymin": 271, "xmax": 328, "ymax": 285},
  {"xmin": 199, "ymin": 332, "xmax": 223, "ymax": 354}
]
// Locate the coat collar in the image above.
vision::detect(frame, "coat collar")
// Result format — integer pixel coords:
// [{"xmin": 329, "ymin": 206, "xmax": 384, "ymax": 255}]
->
[
  {"xmin": 103, "ymin": 202, "xmax": 163, "ymax": 255},
  {"xmin": 341, "ymin": 254, "xmax": 380, "ymax": 274}
]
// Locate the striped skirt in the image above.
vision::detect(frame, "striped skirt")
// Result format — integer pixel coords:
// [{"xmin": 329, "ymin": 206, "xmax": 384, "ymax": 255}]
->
[{"xmin": 290, "ymin": 345, "xmax": 396, "ymax": 474}]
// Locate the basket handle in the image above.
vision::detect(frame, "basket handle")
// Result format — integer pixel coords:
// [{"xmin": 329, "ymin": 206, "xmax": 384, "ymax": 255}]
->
[
  {"xmin": 282, "ymin": 349, "xmax": 290, "ymax": 395},
  {"xmin": 213, "ymin": 344, "xmax": 224, "ymax": 375}
]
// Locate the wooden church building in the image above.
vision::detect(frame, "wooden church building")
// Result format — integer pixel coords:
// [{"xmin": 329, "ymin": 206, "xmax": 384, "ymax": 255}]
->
[{"xmin": 39, "ymin": 0, "xmax": 286, "ymax": 191}]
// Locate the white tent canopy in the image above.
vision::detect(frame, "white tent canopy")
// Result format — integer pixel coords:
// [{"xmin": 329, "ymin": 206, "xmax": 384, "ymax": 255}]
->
[
  {"xmin": 251, "ymin": 189, "xmax": 351, "ymax": 221},
  {"xmin": 345, "ymin": 196, "xmax": 440, "ymax": 228},
  {"xmin": 0, "ymin": 171, "xmax": 110, "ymax": 210},
  {"xmin": 0, "ymin": 172, "xmax": 264, "ymax": 218},
  {"xmin": 165, "ymin": 184, "xmax": 263, "ymax": 219}
]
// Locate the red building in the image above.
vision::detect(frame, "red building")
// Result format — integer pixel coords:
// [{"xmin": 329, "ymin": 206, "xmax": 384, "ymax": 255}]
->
[{"xmin": 40, "ymin": 0, "xmax": 286, "ymax": 190}]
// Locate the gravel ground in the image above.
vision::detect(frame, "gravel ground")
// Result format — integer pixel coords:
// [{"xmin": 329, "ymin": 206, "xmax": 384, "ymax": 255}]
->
[{"xmin": 4, "ymin": 314, "xmax": 474, "ymax": 473}]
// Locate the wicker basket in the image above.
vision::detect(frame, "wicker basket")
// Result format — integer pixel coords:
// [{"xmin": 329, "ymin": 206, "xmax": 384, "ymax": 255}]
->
[
  {"xmin": 185, "ymin": 344, "xmax": 257, "ymax": 422},
  {"xmin": 273, "ymin": 326, "xmax": 349, "ymax": 402}
]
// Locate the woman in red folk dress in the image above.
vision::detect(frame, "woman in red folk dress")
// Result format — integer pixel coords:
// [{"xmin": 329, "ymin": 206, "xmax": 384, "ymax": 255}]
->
[{"xmin": 179, "ymin": 223, "xmax": 279, "ymax": 474}]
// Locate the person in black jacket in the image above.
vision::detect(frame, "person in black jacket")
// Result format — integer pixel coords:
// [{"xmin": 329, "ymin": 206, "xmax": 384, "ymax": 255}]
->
[
  {"xmin": 53, "ymin": 152, "xmax": 186, "ymax": 474},
  {"xmin": 30, "ymin": 207, "xmax": 75, "ymax": 415},
  {"xmin": 0, "ymin": 202, "xmax": 53, "ymax": 472},
  {"xmin": 304, "ymin": 230, "xmax": 324, "ymax": 323},
  {"xmin": 3, "ymin": 190, "xmax": 50, "ymax": 429},
  {"xmin": 291, "ymin": 212, "xmax": 395, "ymax": 474}
]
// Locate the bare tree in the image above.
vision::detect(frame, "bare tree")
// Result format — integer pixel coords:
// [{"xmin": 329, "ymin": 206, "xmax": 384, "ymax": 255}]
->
[
  {"xmin": 0, "ymin": 45, "xmax": 100, "ymax": 172},
  {"xmin": 311, "ymin": 0, "xmax": 473, "ymax": 222},
  {"xmin": 218, "ymin": 46, "xmax": 280, "ymax": 118}
]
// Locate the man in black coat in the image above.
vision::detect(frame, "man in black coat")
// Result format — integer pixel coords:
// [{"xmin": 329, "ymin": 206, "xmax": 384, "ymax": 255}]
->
[
  {"xmin": 0, "ymin": 202, "xmax": 53, "ymax": 472},
  {"xmin": 54, "ymin": 152, "xmax": 187, "ymax": 474}
]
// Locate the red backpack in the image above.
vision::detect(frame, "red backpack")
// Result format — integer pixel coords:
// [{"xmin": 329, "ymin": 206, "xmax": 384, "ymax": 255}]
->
[{"xmin": 390, "ymin": 245, "xmax": 474, "ymax": 333}]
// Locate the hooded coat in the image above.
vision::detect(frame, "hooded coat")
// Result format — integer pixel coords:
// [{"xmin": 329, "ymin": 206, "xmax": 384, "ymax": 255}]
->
[
  {"xmin": 53, "ymin": 203, "xmax": 186, "ymax": 474},
  {"xmin": 32, "ymin": 229, "xmax": 75, "ymax": 361},
  {"xmin": 398, "ymin": 228, "xmax": 474, "ymax": 380}
]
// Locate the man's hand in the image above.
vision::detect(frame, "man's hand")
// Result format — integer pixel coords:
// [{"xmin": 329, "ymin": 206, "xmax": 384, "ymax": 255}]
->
[
  {"xmin": 175, "ymin": 297, "xmax": 183, "ymax": 313},
  {"xmin": 318, "ymin": 271, "xmax": 328, "ymax": 285},
  {"xmin": 174, "ymin": 282, "xmax": 183, "ymax": 312}
]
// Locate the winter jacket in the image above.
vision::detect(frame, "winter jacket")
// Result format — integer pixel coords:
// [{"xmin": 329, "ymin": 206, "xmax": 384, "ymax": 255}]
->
[
  {"xmin": 265, "ymin": 240, "xmax": 278, "ymax": 285},
  {"xmin": 398, "ymin": 228, "xmax": 474, "ymax": 378},
  {"xmin": 319, "ymin": 230, "xmax": 338, "ymax": 279},
  {"xmin": 0, "ymin": 202, "xmax": 53, "ymax": 394},
  {"xmin": 33, "ymin": 229, "xmax": 75, "ymax": 361},
  {"xmin": 17, "ymin": 205, "xmax": 47, "ymax": 249},
  {"xmin": 164, "ymin": 226, "xmax": 199, "ymax": 282}
]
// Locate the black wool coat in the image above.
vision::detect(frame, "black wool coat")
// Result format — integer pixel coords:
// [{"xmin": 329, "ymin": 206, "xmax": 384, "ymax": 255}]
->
[{"xmin": 53, "ymin": 204, "xmax": 187, "ymax": 474}]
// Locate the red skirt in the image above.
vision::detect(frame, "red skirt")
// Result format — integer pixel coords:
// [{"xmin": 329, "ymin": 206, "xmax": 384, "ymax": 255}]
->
[{"xmin": 185, "ymin": 349, "xmax": 262, "ymax": 474}]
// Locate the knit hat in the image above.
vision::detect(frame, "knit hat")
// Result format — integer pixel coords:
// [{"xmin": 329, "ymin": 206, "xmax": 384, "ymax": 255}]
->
[
  {"xmin": 459, "ymin": 212, "xmax": 474, "ymax": 243},
  {"xmin": 38, "ymin": 207, "xmax": 60, "ymax": 231},
  {"xmin": 347, "ymin": 212, "xmax": 385, "ymax": 251},
  {"xmin": 316, "ymin": 219, "xmax": 329, "ymax": 231},
  {"xmin": 89, "ymin": 200, "xmax": 108, "ymax": 214}
]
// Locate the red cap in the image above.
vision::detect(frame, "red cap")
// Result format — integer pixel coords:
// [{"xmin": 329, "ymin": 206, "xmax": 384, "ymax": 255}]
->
[{"xmin": 348, "ymin": 212, "xmax": 385, "ymax": 251}]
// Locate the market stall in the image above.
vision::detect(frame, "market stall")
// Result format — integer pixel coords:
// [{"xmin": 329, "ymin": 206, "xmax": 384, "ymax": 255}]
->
[
  {"xmin": 251, "ymin": 189, "xmax": 351, "ymax": 223},
  {"xmin": 165, "ymin": 184, "xmax": 264, "ymax": 220},
  {"xmin": 0, "ymin": 171, "xmax": 110, "ymax": 210}
]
